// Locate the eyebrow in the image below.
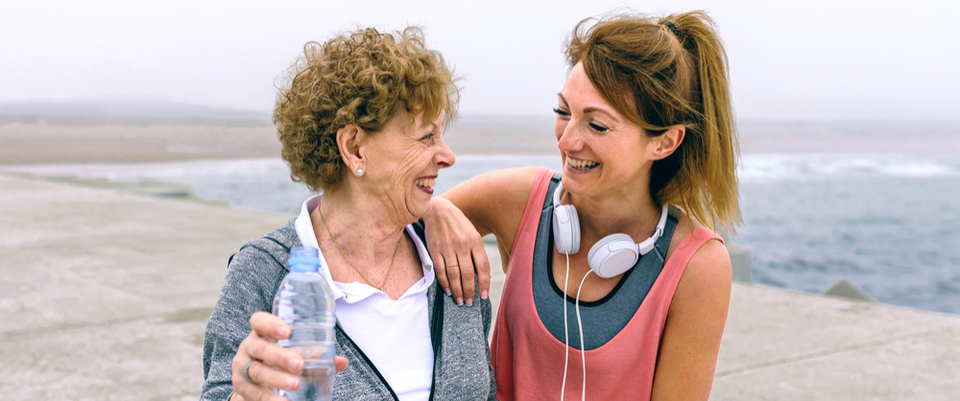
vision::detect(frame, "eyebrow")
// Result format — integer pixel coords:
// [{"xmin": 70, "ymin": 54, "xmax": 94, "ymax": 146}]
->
[
  {"xmin": 424, "ymin": 120, "xmax": 441, "ymax": 137},
  {"xmin": 557, "ymin": 93, "xmax": 621, "ymax": 122}
]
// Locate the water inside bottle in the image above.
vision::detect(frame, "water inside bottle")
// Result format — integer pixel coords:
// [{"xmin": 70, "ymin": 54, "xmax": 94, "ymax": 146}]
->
[{"xmin": 277, "ymin": 343, "xmax": 336, "ymax": 401}]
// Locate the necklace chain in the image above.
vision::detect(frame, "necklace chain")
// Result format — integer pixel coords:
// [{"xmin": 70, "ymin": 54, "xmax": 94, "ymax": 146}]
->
[{"xmin": 317, "ymin": 203, "xmax": 402, "ymax": 292}]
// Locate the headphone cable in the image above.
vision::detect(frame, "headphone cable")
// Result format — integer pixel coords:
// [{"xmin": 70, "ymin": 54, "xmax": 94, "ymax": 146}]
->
[
  {"xmin": 561, "ymin": 252, "xmax": 592, "ymax": 401},
  {"xmin": 561, "ymin": 253, "xmax": 570, "ymax": 400},
  {"xmin": 575, "ymin": 271, "xmax": 591, "ymax": 401}
]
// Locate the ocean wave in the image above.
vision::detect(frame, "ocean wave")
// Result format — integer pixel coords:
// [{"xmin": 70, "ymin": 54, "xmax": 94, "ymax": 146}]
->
[{"xmin": 740, "ymin": 154, "xmax": 959, "ymax": 182}]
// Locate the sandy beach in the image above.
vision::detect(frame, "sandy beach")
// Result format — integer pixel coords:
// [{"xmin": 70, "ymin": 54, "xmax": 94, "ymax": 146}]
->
[{"xmin": 0, "ymin": 122, "xmax": 282, "ymax": 165}]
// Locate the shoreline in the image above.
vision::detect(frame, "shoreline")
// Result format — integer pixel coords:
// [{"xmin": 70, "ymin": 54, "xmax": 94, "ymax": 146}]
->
[{"xmin": 4, "ymin": 120, "xmax": 958, "ymax": 166}]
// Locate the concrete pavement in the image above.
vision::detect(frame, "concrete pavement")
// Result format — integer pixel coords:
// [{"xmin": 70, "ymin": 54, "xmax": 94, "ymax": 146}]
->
[
  {"xmin": 2, "ymin": 173, "xmax": 958, "ymax": 400},
  {"xmin": 0, "ymin": 173, "xmax": 288, "ymax": 400}
]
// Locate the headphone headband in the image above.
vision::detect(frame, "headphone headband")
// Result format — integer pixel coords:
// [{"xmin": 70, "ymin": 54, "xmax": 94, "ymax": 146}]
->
[
  {"xmin": 553, "ymin": 181, "xmax": 670, "ymax": 278},
  {"xmin": 554, "ymin": 182, "xmax": 668, "ymax": 236},
  {"xmin": 553, "ymin": 180, "xmax": 564, "ymax": 207}
]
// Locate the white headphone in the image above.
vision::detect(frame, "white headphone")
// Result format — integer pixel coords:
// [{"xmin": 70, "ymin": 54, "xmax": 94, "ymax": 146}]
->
[{"xmin": 552, "ymin": 182, "xmax": 669, "ymax": 278}]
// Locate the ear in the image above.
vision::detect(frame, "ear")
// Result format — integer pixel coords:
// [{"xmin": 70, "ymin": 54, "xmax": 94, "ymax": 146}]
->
[
  {"xmin": 650, "ymin": 125, "xmax": 685, "ymax": 161},
  {"xmin": 336, "ymin": 124, "xmax": 367, "ymax": 173}
]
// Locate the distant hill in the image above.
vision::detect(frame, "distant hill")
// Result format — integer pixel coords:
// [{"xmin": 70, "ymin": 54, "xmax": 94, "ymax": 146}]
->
[{"xmin": 0, "ymin": 100, "xmax": 272, "ymax": 126}]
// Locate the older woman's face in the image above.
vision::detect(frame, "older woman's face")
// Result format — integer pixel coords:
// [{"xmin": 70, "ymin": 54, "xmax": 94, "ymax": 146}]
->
[{"xmin": 362, "ymin": 111, "xmax": 454, "ymax": 224}]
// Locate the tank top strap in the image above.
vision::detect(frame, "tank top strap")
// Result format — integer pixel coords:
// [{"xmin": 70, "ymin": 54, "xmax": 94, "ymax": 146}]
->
[
  {"xmin": 509, "ymin": 168, "xmax": 557, "ymax": 257},
  {"xmin": 644, "ymin": 226, "xmax": 724, "ymax": 314},
  {"xmin": 492, "ymin": 167, "xmax": 556, "ymax": 399},
  {"xmin": 665, "ymin": 226, "xmax": 724, "ymax": 274}
]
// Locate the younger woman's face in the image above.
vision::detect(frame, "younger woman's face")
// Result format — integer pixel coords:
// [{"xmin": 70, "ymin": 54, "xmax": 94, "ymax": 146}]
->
[{"xmin": 554, "ymin": 62, "xmax": 655, "ymax": 202}]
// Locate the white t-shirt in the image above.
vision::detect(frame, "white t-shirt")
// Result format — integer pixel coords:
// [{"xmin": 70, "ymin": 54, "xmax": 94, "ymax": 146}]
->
[{"xmin": 295, "ymin": 194, "xmax": 435, "ymax": 401}]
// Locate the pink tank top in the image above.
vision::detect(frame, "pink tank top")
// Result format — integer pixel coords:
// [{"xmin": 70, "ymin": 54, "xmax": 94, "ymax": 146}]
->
[{"xmin": 490, "ymin": 168, "xmax": 721, "ymax": 400}]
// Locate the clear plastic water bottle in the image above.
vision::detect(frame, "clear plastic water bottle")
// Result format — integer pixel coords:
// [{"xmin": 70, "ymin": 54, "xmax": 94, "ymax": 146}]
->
[{"xmin": 272, "ymin": 247, "xmax": 337, "ymax": 401}]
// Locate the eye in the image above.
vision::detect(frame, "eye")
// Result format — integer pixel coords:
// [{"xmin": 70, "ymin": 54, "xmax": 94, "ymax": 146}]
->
[
  {"xmin": 419, "ymin": 133, "xmax": 435, "ymax": 142},
  {"xmin": 589, "ymin": 122, "xmax": 608, "ymax": 132},
  {"xmin": 553, "ymin": 107, "xmax": 570, "ymax": 117}
]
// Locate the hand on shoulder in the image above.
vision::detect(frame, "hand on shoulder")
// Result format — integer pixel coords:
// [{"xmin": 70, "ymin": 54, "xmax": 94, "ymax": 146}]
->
[{"xmin": 424, "ymin": 166, "xmax": 544, "ymax": 301}]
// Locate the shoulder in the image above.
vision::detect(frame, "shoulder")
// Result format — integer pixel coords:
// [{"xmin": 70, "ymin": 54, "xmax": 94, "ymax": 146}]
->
[
  {"xmin": 230, "ymin": 218, "xmax": 299, "ymax": 271},
  {"xmin": 669, "ymin": 216, "xmax": 731, "ymax": 318},
  {"xmin": 682, "ymin": 238, "xmax": 731, "ymax": 296},
  {"xmin": 652, "ymin": 218, "xmax": 732, "ymax": 400},
  {"xmin": 220, "ymin": 218, "xmax": 300, "ymax": 302}
]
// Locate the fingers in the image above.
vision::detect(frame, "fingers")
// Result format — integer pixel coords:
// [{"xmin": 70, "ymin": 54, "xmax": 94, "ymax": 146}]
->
[
  {"xmin": 430, "ymin": 248, "xmax": 452, "ymax": 297},
  {"xmin": 456, "ymin": 251, "xmax": 476, "ymax": 305},
  {"xmin": 444, "ymin": 254, "xmax": 465, "ymax": 305},
  {"xmin": 232, "ymin": 325, "xmax": 305, "ymax": 399},
  {"xmin": 335, "ymin": 356, "xmax": 349, "ymax": 373},
  {"xmin": 249, "ymin": 311, "xmax": 289, "ymax": 341},
  {"xmin": 473, "ymin": 241, "xmax": 491, "ymax": 300},
  {"xmin": 435, "ymin": 241, "xmax": 491, "ymax": 307},
  {"xmin": 242, "ymin": 333, "xmax": 304, "ymax": 374},
  {"xmin": 233, "ymin": 357, "xmax": 300, "ymax": 394},
  {"xmin": 232, "ymin": 374, "xmax": 288, "ymax": 401},
  {"xmin": 234, "ymin": 321, "xmax": 304, "ymax": 394},
  {"xmin": 234, "ymin": 313, "xmax": 348, "ymax": 400}
]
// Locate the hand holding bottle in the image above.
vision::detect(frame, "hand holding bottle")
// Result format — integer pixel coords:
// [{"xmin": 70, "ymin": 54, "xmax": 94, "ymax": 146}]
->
[{"xmin": 231, "ymin": 312, "xmax": 348, "ymax": 401}]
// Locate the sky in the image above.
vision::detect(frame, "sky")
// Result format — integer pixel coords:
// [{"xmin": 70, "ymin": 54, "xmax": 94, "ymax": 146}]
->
[{"xmin": 1, "ymin": 0, "xmax": 958, "ymax": 121}]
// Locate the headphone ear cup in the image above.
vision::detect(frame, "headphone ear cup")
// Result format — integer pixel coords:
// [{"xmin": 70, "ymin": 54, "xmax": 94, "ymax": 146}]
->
[
  {"xmin": 553, "ymin": 204, "xmax": 581, "ymax": 255},
  {"xmin": 587, "ymin": 233, "xmax": 639, "ymax": 278}
]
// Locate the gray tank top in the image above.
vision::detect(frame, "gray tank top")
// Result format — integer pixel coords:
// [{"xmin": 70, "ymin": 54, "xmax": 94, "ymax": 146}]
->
[{"xmin": 532, "ymin": 174, "xmax": 679, "ymax": 350}]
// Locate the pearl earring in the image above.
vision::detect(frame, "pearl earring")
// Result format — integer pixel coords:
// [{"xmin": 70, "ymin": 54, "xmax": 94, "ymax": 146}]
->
[{"xmin": 356, "ymin": 168, "xmax": 364, "ymax": 177}]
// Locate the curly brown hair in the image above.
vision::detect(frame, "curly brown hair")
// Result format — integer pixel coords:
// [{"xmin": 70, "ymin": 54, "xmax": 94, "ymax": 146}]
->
[
  {"xmin": 566, "ymin": 11, "xmax": 741, "ymax": 232},
  {"xmin": 273, "ymin": 26, "xmax": 459, "ymax": 191}
]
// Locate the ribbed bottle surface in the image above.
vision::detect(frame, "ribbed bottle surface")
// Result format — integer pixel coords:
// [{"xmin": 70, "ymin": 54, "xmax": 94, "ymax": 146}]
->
[{"xmin": 272, "ymin": 247, "xmax": 336, "ymax": 401}]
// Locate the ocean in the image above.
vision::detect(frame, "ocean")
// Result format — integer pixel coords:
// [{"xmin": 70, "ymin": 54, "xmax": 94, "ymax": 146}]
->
[
  {"xmin": 10, "ymin": 149, "xmax": 959, "ymax": 315},
  {"xmin": 737, "ymin": 154, "xmax": 960, "ymax": 315}
]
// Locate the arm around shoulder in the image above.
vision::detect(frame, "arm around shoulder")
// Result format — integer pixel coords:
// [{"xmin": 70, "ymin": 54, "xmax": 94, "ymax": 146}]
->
[
  {"xmin": 439, "ymin": 166, "xmax": 542, "ymax": 248},
  {"xmin": 651, "ymin": 238, "xmax": 732, "ymax": 401},
  {"xmin": 424, "ymin": 166, "xmax": 542, "ymax": 300}
]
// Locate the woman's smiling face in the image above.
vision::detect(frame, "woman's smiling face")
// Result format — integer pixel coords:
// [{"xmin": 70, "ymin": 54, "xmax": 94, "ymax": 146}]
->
[
  {"xmin": 361, "ymin": 111, "xmax": 454, "ymax": 224},
  {"xmin": 554, "ymin": 62, "xmax": 653, "ymax": 201}
]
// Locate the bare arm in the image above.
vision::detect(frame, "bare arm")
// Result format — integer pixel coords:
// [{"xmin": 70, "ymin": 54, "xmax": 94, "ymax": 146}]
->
[
  {"xmin": 651, "ymin": 239, "xmax": 732, "ymax": 400},
  {"xmin": 424, "ymin": 166, "xmax": 541, "ymax": 303}
]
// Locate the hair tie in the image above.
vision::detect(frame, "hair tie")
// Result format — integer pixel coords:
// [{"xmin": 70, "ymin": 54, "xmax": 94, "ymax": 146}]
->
[{"xmin": 662, "ymin": 21, "xmax": 683, "ymax": 41}]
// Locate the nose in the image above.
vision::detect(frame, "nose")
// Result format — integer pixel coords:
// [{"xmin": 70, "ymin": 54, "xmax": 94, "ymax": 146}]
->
[
  {"xmin": 435, "ymin": 135, "xmax": 455, "ymax": 169},
  {"xmin": 556, "ymin": 119, "xmax": 583, "ymax": 153}
]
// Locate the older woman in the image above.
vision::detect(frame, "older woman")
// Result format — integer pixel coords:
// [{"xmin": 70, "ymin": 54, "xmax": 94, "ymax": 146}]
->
[
  {"xmin": 200, "ymin": 27, "xmax": 495, "ymax": 401},
  {"xmin": 426, "ymin": 11, "xmax": 738, "ymax": 400}
]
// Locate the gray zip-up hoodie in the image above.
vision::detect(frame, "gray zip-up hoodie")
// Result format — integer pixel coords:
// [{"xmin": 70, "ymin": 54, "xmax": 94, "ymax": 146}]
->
[{"xmin": 200, "ymin": 218, "xmax": 496, "ymax": 400}]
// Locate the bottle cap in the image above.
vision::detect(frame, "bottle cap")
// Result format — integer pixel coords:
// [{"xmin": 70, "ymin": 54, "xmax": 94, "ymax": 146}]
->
[{"xmin": 288, "ymin": 246, "xmax": 320, "ymax": 273}]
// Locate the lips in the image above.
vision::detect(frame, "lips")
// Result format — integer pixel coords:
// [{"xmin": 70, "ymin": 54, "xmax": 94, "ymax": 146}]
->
[{"xmin": 415, "ymin": 176, "xmax": 437, "ymax": 194}]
